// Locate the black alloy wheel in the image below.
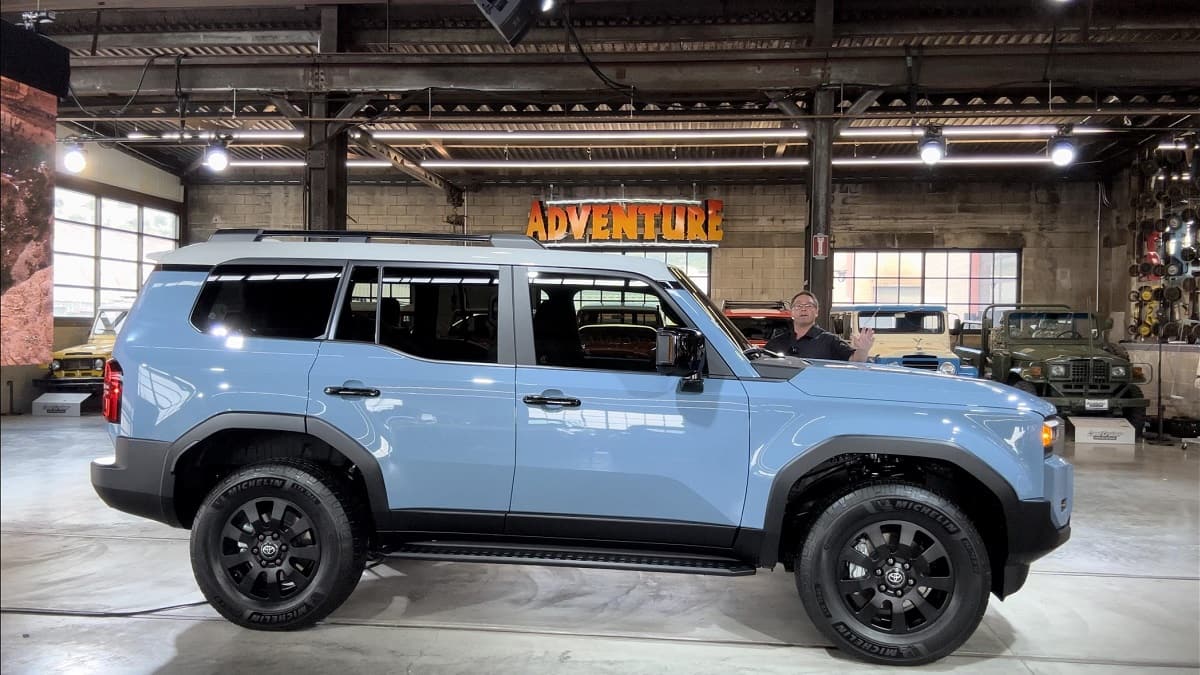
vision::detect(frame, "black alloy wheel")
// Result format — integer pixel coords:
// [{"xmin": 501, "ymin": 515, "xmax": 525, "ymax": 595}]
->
[
  {"xmin": 796, "ymin": 483, "xmax": 990, "ymax": 666},
  {"xmin": 190, "ymin": 459, "xmax": 367, "ymax": 630}
]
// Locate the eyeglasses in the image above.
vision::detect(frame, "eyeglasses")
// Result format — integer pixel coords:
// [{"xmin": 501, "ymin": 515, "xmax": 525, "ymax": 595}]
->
[{"xmin": 792, "ymin": 303, "xmax": 818, "ymax": 310}]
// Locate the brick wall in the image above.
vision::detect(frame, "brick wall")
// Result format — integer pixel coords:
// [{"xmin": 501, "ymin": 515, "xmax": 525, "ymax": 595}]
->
[{"xmin": 186, "ymin": 179, "xmax": 1119, "ymax": 313}]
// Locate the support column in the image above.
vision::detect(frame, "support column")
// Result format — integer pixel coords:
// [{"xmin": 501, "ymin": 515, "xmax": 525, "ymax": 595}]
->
[
  {"xmin": 806, "ymin": 88, "xmax": 835, "ymax": 327},
  {"xmin": 306, "ymin": 6, "xmax": 348, "ymax": 230}
]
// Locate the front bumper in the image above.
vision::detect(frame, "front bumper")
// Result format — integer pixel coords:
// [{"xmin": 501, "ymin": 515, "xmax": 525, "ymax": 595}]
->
[
  {"xmin": 999, "ymin": 454, "xmax": 1074, "ymax": 597},
  {"xmin": 1041, "ymin": 395, "xmax": 1149, "ymax": 414},
  {"xmin": 34, "ymin": 376, "xmax": 103, "ymax": 390},
  {"xmin": 91, "ymin": 436, "xmax": 180, "ymax": 527}
]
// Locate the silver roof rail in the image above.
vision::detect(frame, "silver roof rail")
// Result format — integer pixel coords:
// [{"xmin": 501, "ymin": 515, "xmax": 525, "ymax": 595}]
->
[{"xmin": 207, "ymin": 229, "xmax": 544, "ymax": 249}]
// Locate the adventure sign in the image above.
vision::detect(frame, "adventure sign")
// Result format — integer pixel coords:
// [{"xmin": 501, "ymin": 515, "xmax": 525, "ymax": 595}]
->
[{"xmin": 525, "ymin": 200, "xmax": 724, "ymax": 242}]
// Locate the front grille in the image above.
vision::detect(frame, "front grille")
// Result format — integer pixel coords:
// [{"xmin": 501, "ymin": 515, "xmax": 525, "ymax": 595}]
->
[
  {"xmin": 62, "ymin": 358, "xmax": 96, "ymax": 371},
  {"xmin": 901, "ymin": 355, "xmax": 939, "ymax": 370},
  {"xmin": 1058, "ymin": 358, "xmax": 1114, "ymax": 395}
]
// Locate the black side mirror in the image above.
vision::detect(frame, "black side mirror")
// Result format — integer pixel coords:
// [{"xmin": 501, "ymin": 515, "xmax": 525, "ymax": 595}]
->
[
  {"xmin": 949, "ymin": 318, "xmax": 963, "ymax": 336},
  {"xmin": 656, "ymin": 327, "xmax": 705, "ymax": 391}
]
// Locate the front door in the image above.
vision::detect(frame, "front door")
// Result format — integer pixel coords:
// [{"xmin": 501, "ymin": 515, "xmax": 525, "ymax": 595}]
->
[
  {"xmin": 510, "ymin": 268, "xmax": 749, "ymax": 546},
  {"xmin": 308, "ymin": 263, "xmax": 516, "ymax": 522}
]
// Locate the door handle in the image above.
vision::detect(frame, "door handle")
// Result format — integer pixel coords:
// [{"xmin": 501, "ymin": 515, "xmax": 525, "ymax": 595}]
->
[
  {"xmin": 325, "ymin": 386, "xmax": 381, "ymax": 398},
  {"xmin": 523, "ymin": 394, "xmax": 582, "ymax": 407}
]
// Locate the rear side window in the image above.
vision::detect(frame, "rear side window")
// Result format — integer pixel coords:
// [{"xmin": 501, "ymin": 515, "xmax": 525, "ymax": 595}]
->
[{"xmin": 191, "ymin": 265, "xmax": 343, "ymax": 339}]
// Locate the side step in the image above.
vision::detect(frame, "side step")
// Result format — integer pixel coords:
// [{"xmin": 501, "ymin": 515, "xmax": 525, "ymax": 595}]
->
[{"xmin": 383, "ymin": 541, "xmax": 756, "ymax": 576}]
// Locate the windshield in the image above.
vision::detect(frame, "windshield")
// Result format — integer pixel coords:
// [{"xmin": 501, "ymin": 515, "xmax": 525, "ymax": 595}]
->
[
  {"xmin": 91, "ymin": 308, "xmax": 128, "ymax": 337},
  {"xmin": 1006, "ymin": 312, "xmax": 1096, "ymax": 340},
  {"xmin": 729, "ymin": 316, "xmax": 792, "ymax": 343},
  {"xmin": 857, "ymin": 310, "xmax": 944, "ymax": 334},
  {"xmin": 668, "ymin": 266, "xmax": 750, "ymax": 351}
]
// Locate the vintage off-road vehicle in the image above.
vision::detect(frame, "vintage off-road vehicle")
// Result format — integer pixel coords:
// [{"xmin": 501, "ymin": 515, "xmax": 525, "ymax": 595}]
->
[
  {"xmin": 953, "ymin": 304, "xmax": 1149, "ymax": 431},
  {"xmin": 38, "ymin": 301, "xmax": 132, "ymax": 390},
  {"xmin": 92, "ymin": 230, "xmax": 1072, "ymax": 666},
  {"xmin": 831, "ymin": 305, "xmax": 977, "ymax": 376}
]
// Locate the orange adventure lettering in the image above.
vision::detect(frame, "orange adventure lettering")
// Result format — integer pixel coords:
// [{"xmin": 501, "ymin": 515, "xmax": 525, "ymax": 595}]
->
[{"xmin": 525, "ymin": 200, "xmax": 724, "ymax": 242}]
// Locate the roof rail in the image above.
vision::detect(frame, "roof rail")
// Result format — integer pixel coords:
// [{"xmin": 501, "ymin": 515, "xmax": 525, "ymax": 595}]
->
[
  {"xmin": 720, "ymin": 299, "xmax": 789, "ymax": 310},
  {"xmin": 207, "ymin": 229, "xmax": 544, "ymax": 249}
]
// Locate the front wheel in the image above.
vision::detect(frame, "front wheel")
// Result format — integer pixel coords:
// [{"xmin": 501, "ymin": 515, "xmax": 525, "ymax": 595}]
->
[
  {"xmin": 1123, "ymin": 385, "xmax": 1147, "ymax": 437},
  {"xmin": 795, "ymin": 483, "xmax": 991, "ymax": 666},
  {"xmin": 190, "ymin": 459, "xmax": 367, "ymax": 630}
]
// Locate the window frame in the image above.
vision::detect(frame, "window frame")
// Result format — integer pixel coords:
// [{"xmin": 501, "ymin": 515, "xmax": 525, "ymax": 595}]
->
[
  {"xmin": 52, "ymin": 177, "xmax": 181, "ymax": 321},
  {"xmin": 328, "ymin": 261, "xmax": 513, "ymax": 366}
]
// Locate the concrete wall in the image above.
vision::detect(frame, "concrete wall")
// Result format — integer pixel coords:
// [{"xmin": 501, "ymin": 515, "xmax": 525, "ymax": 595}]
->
[{"xmin": 187, "ymin": 179, "xmax": 1119, "ymax": 313}]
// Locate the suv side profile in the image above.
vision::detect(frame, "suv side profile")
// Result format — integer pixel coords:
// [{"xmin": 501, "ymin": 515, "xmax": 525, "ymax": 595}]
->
[{"xmin": 93, "ymin": 230, "xmax": 1072, "ymax": 666}]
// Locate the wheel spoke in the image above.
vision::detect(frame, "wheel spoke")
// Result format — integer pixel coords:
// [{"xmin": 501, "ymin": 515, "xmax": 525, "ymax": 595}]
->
[
  {"xmin": 890, "ymin": 601, "xmax": 908, "ymax": 632},
  {"xmin": 853, "ymin": 595, "xmax": 883, "ymax": 622},
  {"xmin": 239, "ymin": 504, "xmax": 261, "ymax": 530},
  {"xmin": 287, "ymin": 515, "xmax": 313, "ymax": 539},
  {"xmin": 897, "ymin": 523, "xmax": 917, "ymax": 552},
  {"xmin": 863, "ymin": 524, "xmax": 889, "ymax": 555},
  {"xmin": 842, "ymin": 547, "xmax": 873, "ymax": 570},
  {"xmin": 223, "ymin": 523, "xmax": 250, "ymax": 543},
  {"xmin": 265, "ymin": 573, "xmax": 282, "ymax": 602},
  {"xmin": 269, "ymin": 499, "xmax": 288, "ymax": 526},
  {"xmin": 923, "ymin": 575, "xmax": 955, "ymax": 592},
  {"xmin": 237, "ymin": 568, "xmax": 261, "ymax": 594},
  {"xmin": 221, "ymin": 547, "xmax": 252, "ymax": 564},
  {"xmin": 918, "ymin": 541, "xmax": 947, "ymax": 566},
  {"xmin": 837, "ymin": 576, "xmax": 875, "ymax": 595}
]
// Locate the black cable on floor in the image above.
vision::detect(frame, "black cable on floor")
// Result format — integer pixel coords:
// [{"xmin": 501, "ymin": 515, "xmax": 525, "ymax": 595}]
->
[{"xmin": 0, "ymin": 600, "xmax": 209, "ymax": 619}]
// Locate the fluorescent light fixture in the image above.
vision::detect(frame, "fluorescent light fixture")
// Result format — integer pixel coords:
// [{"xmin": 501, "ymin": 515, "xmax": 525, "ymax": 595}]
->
[
  {"xmin": 918, "ymin": 129, "xmax": 946, "ymax": 165},
  {"xmin": 203, "ymin": 144, "xmax": 230, "ymax": 172},
  {"xmin": 125, "ymin": 131, "xmax": 153, "ymax": 140},
  {"xmin": 152, "ymin": 130, "xmax": 304, "ymax": 141},
  {"xmin": 347, "ymin": 160, "xmax": 393, "ymax": 168},
  {"xmin": 1156, "ymin": 141, "xmax": 1194, "ymax": 151},
  {"xmin": 834, "ymin": 156, "xmax": 1054, "ymax": 166},
  {"xmin": 541, "ymin": 0, "xmax": 555, "ymax": 10},
  {"xmin": 63, "ymin": 144, "xmax": 87, "ymax": 173},
  {"xmin": 228, "ymin": 160, "xmax": 305, "ymax": 168},
  {"xmin": 421, "ymin": 159, "xmax": 812, "ymax": 169},
  {"xmin": 370, "ymin": 129, "xmax": 808, "ymax": 141},
  {"xmin": 1048, "ymin": 135, "xmax": 1076, "ymax": 166},
  {"xmin": 840, "ymin": 125, "xmax": 1109, "ymax": 138}
]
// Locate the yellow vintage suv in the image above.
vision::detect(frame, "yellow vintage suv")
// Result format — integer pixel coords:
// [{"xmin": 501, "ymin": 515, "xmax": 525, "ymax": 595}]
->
[{"xmin": 43, "ymin": 303, "xmax": 132, "ymax": 388}]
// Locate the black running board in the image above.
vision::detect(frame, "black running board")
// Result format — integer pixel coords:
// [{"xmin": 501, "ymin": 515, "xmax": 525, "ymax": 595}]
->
[{"xmin": 382, "ymin": 541, "xmax": 756, "ymax": 576}]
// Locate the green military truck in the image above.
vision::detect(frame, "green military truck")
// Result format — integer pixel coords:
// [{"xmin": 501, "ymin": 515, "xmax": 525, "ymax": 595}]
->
[{"xmin": 953, "ymin": 304, "xmax": 1150, "ymax": 433}]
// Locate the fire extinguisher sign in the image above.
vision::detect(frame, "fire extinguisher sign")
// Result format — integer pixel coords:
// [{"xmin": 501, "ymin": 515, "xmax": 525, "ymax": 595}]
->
[{"xmin": 812, "ymin": 233, "xmax": 829, "ymax": 260}]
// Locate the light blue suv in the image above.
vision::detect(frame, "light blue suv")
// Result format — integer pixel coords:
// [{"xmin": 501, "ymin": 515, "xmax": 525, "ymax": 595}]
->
[{"xmin": 92, "ymin": 230, "xmax": 1072, "ymax": 665}]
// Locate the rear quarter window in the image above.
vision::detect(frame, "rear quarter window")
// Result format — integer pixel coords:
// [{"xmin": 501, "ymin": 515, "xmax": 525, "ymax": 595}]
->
[{"xmin": 190, "ymin": 265, "xmax": 343, "ymax": 339}]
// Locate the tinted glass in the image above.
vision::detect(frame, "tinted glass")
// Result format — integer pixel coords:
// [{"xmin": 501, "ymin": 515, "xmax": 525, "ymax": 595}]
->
[{"xmin": 191, "ymin": 265, "xmax": 343, "ymax": 339}]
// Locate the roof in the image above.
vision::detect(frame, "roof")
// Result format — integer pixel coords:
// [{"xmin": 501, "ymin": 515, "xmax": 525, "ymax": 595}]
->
[
  {"xmin": 832, "ymin": 305, "xmax": 949, "ymax": 313},
  {"xmin": 152, "ymin": 240, "xmax": 677, "ymax": 281}
]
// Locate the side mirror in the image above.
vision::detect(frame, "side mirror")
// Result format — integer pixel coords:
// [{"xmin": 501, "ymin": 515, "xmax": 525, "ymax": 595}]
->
[
  {"xmin": 656, "ymin": 327, "xmax": 705, "ymax": 391},
  {"xmin": 949, "ymin": 318, "xmax": 963, "ymax": 336}
]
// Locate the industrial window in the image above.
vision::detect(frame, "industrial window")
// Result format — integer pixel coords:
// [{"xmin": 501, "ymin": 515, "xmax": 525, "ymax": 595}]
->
[
  {"xmin": 832, "ymin": 250, "xmax": 1020, "ymax": 322},
  {"xmin": 596, "ymin": 248, "xmax": 711, "ymax": 295},
  {"xmin": 52, "ymin": 187, "xmax": 180, "ymax": 318}
]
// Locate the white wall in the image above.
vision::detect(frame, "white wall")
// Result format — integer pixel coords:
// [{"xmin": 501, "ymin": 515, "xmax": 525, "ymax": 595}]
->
[{"xmin": 54, "ymin": 125, "xmax": 183, "ymax": 202}]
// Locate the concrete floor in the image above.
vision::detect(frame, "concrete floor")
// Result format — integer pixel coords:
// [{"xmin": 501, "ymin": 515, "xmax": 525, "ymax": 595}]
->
[{"xmin": 1, "ymin": 415, "xmax": 1197, "ymax": 674}]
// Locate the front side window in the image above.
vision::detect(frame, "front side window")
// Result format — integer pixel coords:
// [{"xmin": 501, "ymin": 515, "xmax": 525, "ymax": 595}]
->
[
  {"xmin": 191, "ymin": 265, "xmax": 343, "ymax": 339},
  {"xmin": 528, "ymin": 272, "xmax": 683, "ymax": 372},
  {"xmin": 335, "ymin": 265, "xmax": 499, "ymax": 364}
]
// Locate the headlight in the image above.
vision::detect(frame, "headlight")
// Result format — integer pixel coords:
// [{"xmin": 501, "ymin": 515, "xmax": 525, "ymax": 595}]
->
[
  {"xmin": 93, "ymin": 358, "xmax": 105, "ymax": 371},
  {"xmin": 50, "ymin": 360, "xmax": 61, "ymax": 371},
  {"xmin": 1042, "ymin": 417, "xmax": 1063, "ymax": 455},
  {"xmin": 938, "ymin": 361, "xmax": 957, "ymax": 374},
  {"xmin": 1048, "ymin": 364, "xmax": 1068, "ymax": 379},
  {"xmin": 1110, "ymin": 365, "xmax": 1127, "ymax": 378}
]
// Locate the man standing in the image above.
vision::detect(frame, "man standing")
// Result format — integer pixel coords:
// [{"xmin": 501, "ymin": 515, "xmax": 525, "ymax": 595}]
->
[{"xmin": 765, "ymin": 290, "xmax": 874, "ymax": 362}]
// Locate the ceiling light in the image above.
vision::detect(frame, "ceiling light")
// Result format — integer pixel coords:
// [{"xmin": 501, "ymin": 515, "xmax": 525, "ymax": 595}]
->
[
  {"xmin": 839, "ymin": 125, "xmax": 1109, "ymax": 138},
  {"xmin": 918, "ymin": 129, "xmax": 946, "ymax": 165},
  {"xmin": 63, "ymin": 144, "xmax": 87, "ymax": 173},
  {"xmin": 541, "ymin": 0, "xmax": 555, "ymax": 11},
  {"xmin": 421, "ymin": 159, "xmax": 812, "ymax": 169},
  {"xmin": 370, "ymin": 129, "xmax": 808, "ymax": 141},
  {"xmin": 203, "ymin": 144, "xmax": 230, "ymax": 172},
  {"xmin": 1156, "ymin": 141, "xmax": 1193, "ymax": 151},
  {"xmin": 1048, "ymin": 135, "xmax": 1076, "ymax": 166}
]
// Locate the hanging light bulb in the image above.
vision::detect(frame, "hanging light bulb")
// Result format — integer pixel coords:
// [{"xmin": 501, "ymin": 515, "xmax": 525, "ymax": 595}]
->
[
  {"xmin": 63, "ymin": 144, "xmax": 87, "ymax": 173},
  {"xmin": 204, "ymin": 143, "xmax": 229, "ymax": 172},
  {"xmin": 918, "ymin": 128, "xmax": 946, "ymax": 165},
  {"xmin": 1048, "ymin": 135, "xmax": 1076, "ymax": 166}
]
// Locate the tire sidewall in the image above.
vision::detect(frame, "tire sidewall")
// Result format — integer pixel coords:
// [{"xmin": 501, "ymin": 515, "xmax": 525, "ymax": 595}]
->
[
  {"xmin": 798, "ymin": 485, "xmax": 990, "ymax": 665},
  {"xmin": 191, "ymin": 466, "xmax": 355, "ymax": 629}
]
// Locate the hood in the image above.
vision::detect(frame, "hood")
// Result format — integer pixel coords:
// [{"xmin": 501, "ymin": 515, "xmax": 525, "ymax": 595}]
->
[
  {"xmin": 790, "ymin": 359, "xmax": 1056, "ymax": 415},
  {"xmin": 53, "ymin": 337, "xmax": 116, "ymax": 358},
  {"xmin": 1009, "ymin": 344, "xmax": 1117, "ymax": 361},
  {"xmin": 871, "ymin": 333, "xmax": 955, "ymax": 358}
]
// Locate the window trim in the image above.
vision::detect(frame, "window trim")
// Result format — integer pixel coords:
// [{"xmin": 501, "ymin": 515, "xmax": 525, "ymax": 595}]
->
[{"xmin": 327, "ymin": 260, "xmax": 513, "ymax": 366}]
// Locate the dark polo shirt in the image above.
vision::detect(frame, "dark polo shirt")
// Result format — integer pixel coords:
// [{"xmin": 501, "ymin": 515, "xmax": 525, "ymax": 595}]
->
[{"xmin": 765, "ymin": 324, "xmax": 855, "ymax": 361}]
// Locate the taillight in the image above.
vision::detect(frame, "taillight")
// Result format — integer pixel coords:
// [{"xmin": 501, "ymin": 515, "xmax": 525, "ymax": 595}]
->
[{"xmin": 102, "ymin": 360, "xmax": 122, "ymax": 423}]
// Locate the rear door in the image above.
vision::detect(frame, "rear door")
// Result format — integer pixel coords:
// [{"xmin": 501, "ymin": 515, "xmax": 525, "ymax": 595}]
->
[{"xmin": 307, "ymin": 263, "xmax": 517, "ymax": 523}]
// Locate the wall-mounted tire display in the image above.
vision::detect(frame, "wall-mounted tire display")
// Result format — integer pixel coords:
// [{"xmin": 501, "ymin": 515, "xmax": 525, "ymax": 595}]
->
[{"xmin": 1164, "ymin": 285, "xmax": 1184, "ymax": 303}]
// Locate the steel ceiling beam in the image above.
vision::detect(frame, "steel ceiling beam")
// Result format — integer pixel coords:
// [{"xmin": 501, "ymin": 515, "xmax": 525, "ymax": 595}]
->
[{"xmin": 67, "ymin": 44, "xmax": 1200, "ymax": 97}]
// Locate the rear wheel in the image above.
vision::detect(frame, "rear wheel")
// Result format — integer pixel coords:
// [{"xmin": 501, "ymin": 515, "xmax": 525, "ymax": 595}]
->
[
  {"xmin": 190, "ymin": 459, "xmax": 367, "ymax": 630},
  {"xmin": 795, "ymin": 483, "xmax": 990, "ymax": 666}
]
